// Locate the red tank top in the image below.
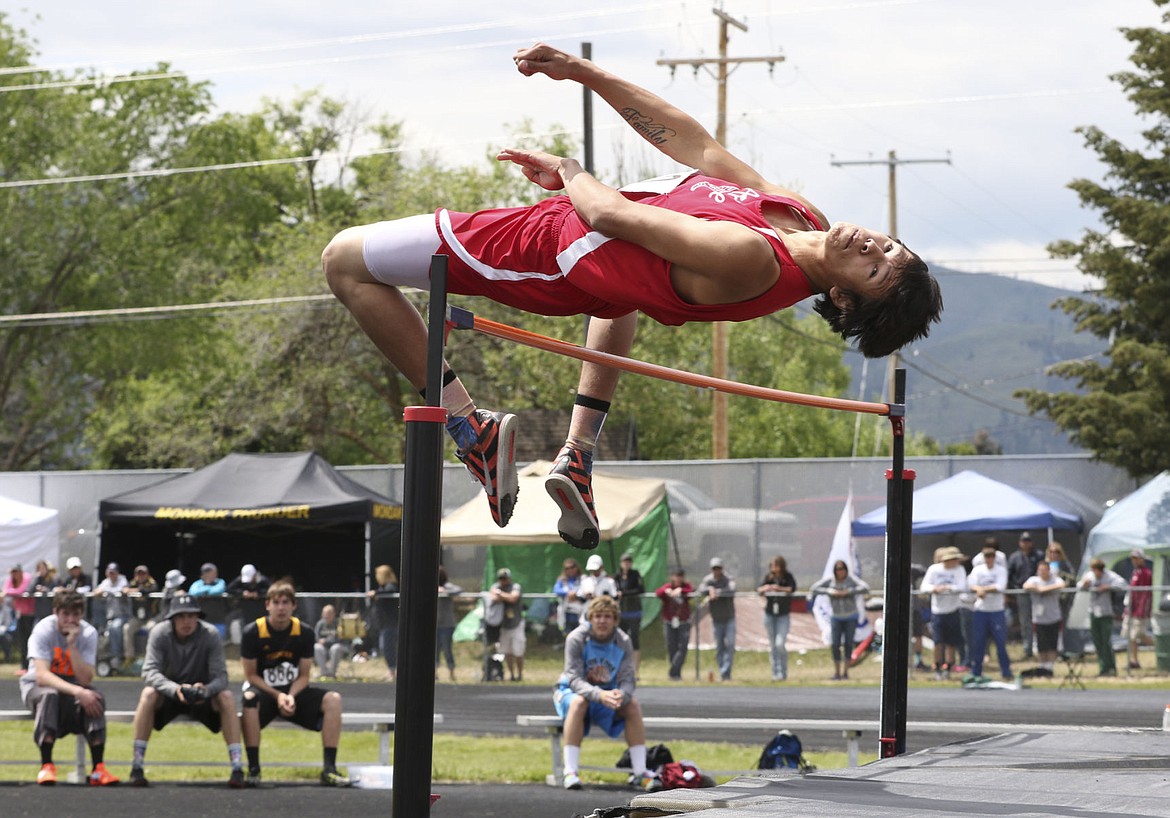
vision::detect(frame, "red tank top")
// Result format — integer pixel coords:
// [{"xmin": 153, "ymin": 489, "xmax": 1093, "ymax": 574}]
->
[{"xmin": 554, "ymin": 174, "xmax": 823, "ymax": 325}]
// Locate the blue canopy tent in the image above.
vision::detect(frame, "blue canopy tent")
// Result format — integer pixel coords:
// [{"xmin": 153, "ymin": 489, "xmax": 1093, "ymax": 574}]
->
[{"xmin": 852, "ymin": 470, "xmax": 1084, "ymax": 538}]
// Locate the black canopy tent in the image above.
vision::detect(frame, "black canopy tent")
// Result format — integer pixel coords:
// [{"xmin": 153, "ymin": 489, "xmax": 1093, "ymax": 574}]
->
[{"xmin": 98, "ymin": 452, "xmax": 401, "ymax": 593}]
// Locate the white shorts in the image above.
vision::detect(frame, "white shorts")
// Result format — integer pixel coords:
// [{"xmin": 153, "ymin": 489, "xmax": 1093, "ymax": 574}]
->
[
  {"xmin": 497, "ymin": 624, "xmax": 526, "ymax": 657},
  {"xmin": 361, "ymin": 214, "xmax": 441, "ymax": 289}
]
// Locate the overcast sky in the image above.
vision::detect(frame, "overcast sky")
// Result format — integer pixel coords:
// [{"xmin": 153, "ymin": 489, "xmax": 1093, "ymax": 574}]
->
[{"xmin": 15, "ymin": 0, "xmax": 1167, "ymax": 291}]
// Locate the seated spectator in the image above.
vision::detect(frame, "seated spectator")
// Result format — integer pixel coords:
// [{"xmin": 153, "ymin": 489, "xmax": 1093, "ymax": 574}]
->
[
  {"xmin": 240, "ymin": 581, "xmax": 351, "ymax": 787},
  {"xmin": 554, "ymin": 559, "xmax": 584, "ymax": 635},
  {"xmin": 129, "ymin": 595, "xmax": 244, "ymax": 788},
  {"xmin": 1023, "ymin": 561, "xmax": 1066, "ymax": 676},
  {"xmin": 579, "ymin": 554, "xmax": 618, "ymax": 602},
  {"xmin": 61, "ymin": 557, "xmax": 92, "ymax": 595},
  {"xmin": 19, "ymin": 590, "xmax": 119, "ymax": 786},
  {"xmin": 2, "ymin": 563, "xmax": 35, "ymax": 668},
  {"xmin": 554, "ymin": 595, "xmax": 653, "ymax": 791},
  {"xmin": 314, "ymin": 605, "xmax": 348, "ymax": 679},
  {"xmin": 189, "ymin": 563, "xmax": 226, "ymax": 597},
  {"xmin": 94, "ymin": 563, "xmax": 131, "ymax": 670}
]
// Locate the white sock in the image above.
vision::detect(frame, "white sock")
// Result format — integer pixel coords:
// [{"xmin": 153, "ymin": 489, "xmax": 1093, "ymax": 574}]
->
[
  {"xmin": 628, "ymin": 744, "xmax": 647, "ymax": 776},
  {"xmin": 563, "ymin": 744, "xmax": 580, "ymax": 775}
]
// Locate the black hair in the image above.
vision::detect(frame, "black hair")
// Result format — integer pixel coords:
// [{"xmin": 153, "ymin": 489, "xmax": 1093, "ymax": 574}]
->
[{"xmin": 813, "ymin": 245, "xmax": 942, "ymax": 358}]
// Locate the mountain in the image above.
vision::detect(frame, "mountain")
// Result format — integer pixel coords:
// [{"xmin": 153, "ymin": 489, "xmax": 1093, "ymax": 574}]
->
[{"xmin": 847, "ymin": 270, "xmax": 1106, "ymax": 454}]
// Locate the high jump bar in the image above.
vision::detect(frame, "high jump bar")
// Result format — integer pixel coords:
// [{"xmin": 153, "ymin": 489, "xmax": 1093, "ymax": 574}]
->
[{"xmin": 447, "ymin": 306, "xmax": 895, "ymax": 417}]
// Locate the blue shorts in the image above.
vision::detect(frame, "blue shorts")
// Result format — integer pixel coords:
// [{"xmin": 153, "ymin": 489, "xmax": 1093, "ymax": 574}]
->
[
  {"xmin": 931, "ymin": 610, "xmax": 963, "ymax": 648},
  {"xmin": 554, "ymin": 684, "xmax": 626, "ymax": 739}
]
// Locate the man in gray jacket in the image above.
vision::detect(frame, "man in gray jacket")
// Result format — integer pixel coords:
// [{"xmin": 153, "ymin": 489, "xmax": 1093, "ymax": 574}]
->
[{"xmin": 128, "ymin": 595, "xmax": 244, "ymax": 787}]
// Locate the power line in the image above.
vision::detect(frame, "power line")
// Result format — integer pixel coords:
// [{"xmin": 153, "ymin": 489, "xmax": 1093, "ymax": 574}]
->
[{"xmin": 0, "ymin": 294, "xmax": 335, "ymax": 328}]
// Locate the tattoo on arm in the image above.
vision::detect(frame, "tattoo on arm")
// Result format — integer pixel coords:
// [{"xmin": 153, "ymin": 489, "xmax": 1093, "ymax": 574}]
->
[{"xmin": 620, "ymin": 107, "xmax": 676, "ymax": 145}]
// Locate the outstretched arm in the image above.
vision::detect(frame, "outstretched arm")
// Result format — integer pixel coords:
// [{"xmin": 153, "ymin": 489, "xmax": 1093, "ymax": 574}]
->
[{"xmin": 514, "ymin": 43, "xmax": 827, "ymax": 225}]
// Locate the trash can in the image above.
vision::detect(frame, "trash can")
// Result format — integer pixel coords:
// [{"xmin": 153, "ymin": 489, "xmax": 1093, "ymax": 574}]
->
[{"xmin": 1152, "ymin": 609, "xmax": 1170, "ymax": 672}]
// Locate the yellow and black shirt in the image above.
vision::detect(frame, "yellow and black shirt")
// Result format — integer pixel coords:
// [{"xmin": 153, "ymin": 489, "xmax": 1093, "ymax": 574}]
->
[{"xmin": 240, "ymin": 616, "xmax": 315, "ymax": 691}]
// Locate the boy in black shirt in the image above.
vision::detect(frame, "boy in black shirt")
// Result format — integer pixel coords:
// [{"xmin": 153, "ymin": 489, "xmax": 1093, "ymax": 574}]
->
[{"xmin": 239, "ymin": 581, "xmax": 350, "ymax": 786}]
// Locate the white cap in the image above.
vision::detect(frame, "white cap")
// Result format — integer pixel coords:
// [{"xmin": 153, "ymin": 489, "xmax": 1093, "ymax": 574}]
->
[
  {"xmin": 585, "ymin": 554, "xmax": 604, "ymax": 571},
  {"xmin": 240, "ymin": 564, "xmax": 257, "ymax": 582},
  {"xmin": 709, "ymin": 557, "xmax": 724, "ymax": 569},
  {"xmin": 66, "ymin": 557, "xmax": 82, "ymax": 570},
  {"xmin": 165, "ymin": 568, "xmax": 187, "ymax": 589}
]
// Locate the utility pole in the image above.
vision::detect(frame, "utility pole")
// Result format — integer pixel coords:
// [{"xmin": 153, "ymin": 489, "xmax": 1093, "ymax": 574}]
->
[
  {"xmin": 830, "ymin": 150, "xmax": 950, "ymax": 401},
  {"xmin": 657, "ymin": 7, "xmax": 784, "ymax": 460}
]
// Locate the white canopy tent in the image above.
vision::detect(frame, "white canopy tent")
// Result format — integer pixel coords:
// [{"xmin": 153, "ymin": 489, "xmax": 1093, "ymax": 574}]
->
[{"xmin": 0, "ymin": 494, "xmax": 59, "ymax": 573}]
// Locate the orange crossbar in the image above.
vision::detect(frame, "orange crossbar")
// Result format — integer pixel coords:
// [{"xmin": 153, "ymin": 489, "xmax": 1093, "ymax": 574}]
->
[{"xmin": 466, "ymin": 314, "xmax": 891, "ymax": 416}]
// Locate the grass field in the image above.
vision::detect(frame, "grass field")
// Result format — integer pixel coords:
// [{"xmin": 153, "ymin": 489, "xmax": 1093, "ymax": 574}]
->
[{"xmin": 1, "ymin": 629, "xmax": 1162, "ymax": 784}]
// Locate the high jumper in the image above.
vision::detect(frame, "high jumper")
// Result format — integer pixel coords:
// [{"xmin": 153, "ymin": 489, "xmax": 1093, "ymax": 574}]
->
[{"xmin": 322, "ymin": 42, "xmax": 942, "ymax": 550}]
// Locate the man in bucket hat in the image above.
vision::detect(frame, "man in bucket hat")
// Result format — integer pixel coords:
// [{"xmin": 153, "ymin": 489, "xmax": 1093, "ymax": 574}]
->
[
  {"xmin": 128, "ymin": 594, "xmax": 244, "ymax": 788},
  {"xmin": 919, "ymin": 546, "xmax": 969, "ymax": 680}
]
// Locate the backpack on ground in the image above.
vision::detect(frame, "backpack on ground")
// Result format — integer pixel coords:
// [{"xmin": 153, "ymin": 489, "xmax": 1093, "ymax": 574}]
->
[
  {"xmin": 657, "ymin": 760, "xmax": 713, "ymax": 789},
  {"xmin": 756, "ymin": 729, "xmax": 815, "ymax": 773},
  {"xmin": 616, "ymin": 743, "xmax": 673, "ymax": 770}
]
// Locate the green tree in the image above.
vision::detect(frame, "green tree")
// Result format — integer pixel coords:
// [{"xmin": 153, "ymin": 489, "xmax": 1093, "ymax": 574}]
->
[{"xmin": 1017, "ymin": 5, "xmax": 1170, "ymax": 478}]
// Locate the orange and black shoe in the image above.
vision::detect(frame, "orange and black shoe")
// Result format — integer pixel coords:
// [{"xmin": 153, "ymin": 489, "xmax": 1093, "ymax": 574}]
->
[
  {"xmin": 88, "ymin": 762, "xmax": 120, "ymax": 786},
  {"xmin": 36, "ymin": 762, "xmax": 57, "ymax": 786},
  {"xmin": 545, "ymin": 446, "xmax": 599, "ymax": 550},
  {"xmin": 455, "ymin": 410, "xmax": 519, "ymax": 528}
]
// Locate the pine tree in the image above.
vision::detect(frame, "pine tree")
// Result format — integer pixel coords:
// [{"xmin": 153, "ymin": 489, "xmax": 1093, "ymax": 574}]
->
[{"xmin": 1018, "ymin": 6, "xmax": 1170, "ymax": 478}]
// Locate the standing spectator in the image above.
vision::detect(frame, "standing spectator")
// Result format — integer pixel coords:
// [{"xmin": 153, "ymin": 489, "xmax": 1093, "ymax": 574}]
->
[
  {"xmin": 699, "ymin": 557, "xmax": 737, "ymax": 681},
  {"xmin": 188, "ymin": 563, "xmax": 226, "ymax": 597},
  {"xmin": 910, "ymin": 563, "xmax": 930, "ymax": 671},
  {"xmin": 61, "ymin": 557, "xmax": 92, "ymax": 594},
  {"xmin": 33, "ymin": 560, "xmax": 61, "ymax": 594},
  {"xmin": 436, "ymin": 567, "xmax": 462, "ymax": 682},
  {"xmin": 226, "ymin": 564, "xmax": 270, "ymax": 644},
  {"xmin": 1007, "ymin": 532, "xmax": 1043, "ymax": 659},
  {"xmin": 655, "ymin": 568, "xmax": 693, "ymax": 681},
  {"xmin": 125, "ymin": 565, "xmax": 159, "ymax": 661},
  {"xmin": 19, "ymin": 590, "xmax": 119, "ymax": 786},
  {"xmin": 579, "ymin": 554, "xmax": 618, "ymax": 601},
  {"xmin": 367, "ymin": 564, "xmax": 399, "ymax": 683},
  {"xmin": 129, "ymin": 594, "xmax": 244, "ymax": 788},
  {"xmin": 553, "ymin": 595, "xmax": 652, "ymax": 791},
  {"xmin": 758, "ymin": 555, "xmax": 797, "ymax": 682},
  {"xmin": 94, "ymin": 563, "xmax": 131, "ymax": 671},
  {"xmin": 1125, "ymin": 548, "xmax": 1153, "ymax": 670},
  {"xmin": 2, "ymin": 563, "xmax": 35, "ymax": 669},
  {"xmin": 920, "ymin": 546, "xmax": 968, "ymax": 680},
  {"xmin": 161, "ymin": 569, "xmax": 187, "ymax": 619},
  {"xmin": 809, "ymin": 560, "xmax": 870, "ymax": 681},
  {"xmin": 227, "ymin": 564, "xmax": 270, "ymax": 600},
  {"xmin": 1079, "ymin": 558, "xmax": 1128, "ymax": 677},
  {"xmin": 554, "ymin": 559, "xmax": 584, "ymax": 635},
  {"xmin": 485, "ymin": 568, "xmax": 526, "ymax": 682},
  {"xmin": 968, "ymin": 544, "xmax": 1013, "ymax": 682},
  {"xmin": 1023, "ymin": 561, "xmax": 1066, "ymax": 677},
  {"xmin": 313, "ymin": 605, "xmax": 347, "ymax": 679},
  {"xmin": 240, "ymin": 581, "xmax": 351, "ymax": 787},
  {"xmin": 614, "ymin": 553, "xmax": 645, "ymax": 676}
]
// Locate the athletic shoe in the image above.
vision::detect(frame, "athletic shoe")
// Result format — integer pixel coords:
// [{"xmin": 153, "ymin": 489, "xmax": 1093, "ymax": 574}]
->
[
  {"xmin": 545, "ymin": 446, "xmax": 599, "ymax": 550},
  {"xmin": 245, "ymin": 768, "xmax": 262, "ymax": 788},
  {"xmin": 88, "ymin": 762, "xmax": 120, "ymax": 786},
  {"xmin": 320, "ymin": 768, "xmax": 353, "ymax": 787},
  {"xmin": 629, "ymin": 771, "xmax": 659, "ymax": 791},
  {"xmin": 455, "ymin": 410, "xmax": 519, "ymax": 528},
  {"xmin": 562, "ymin": 772, "xmax": 582, "ymax": 790},
  {"xmin": 129, "ymin": 767, "xmax": 149, "ymax": 787},
  {"xmin": 36, "ymin": 762, "xmax": 57, "ymax": 786},
  {"xmin": 228, "ymin": 768, "xmax": 245, "ymax": 789}
]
